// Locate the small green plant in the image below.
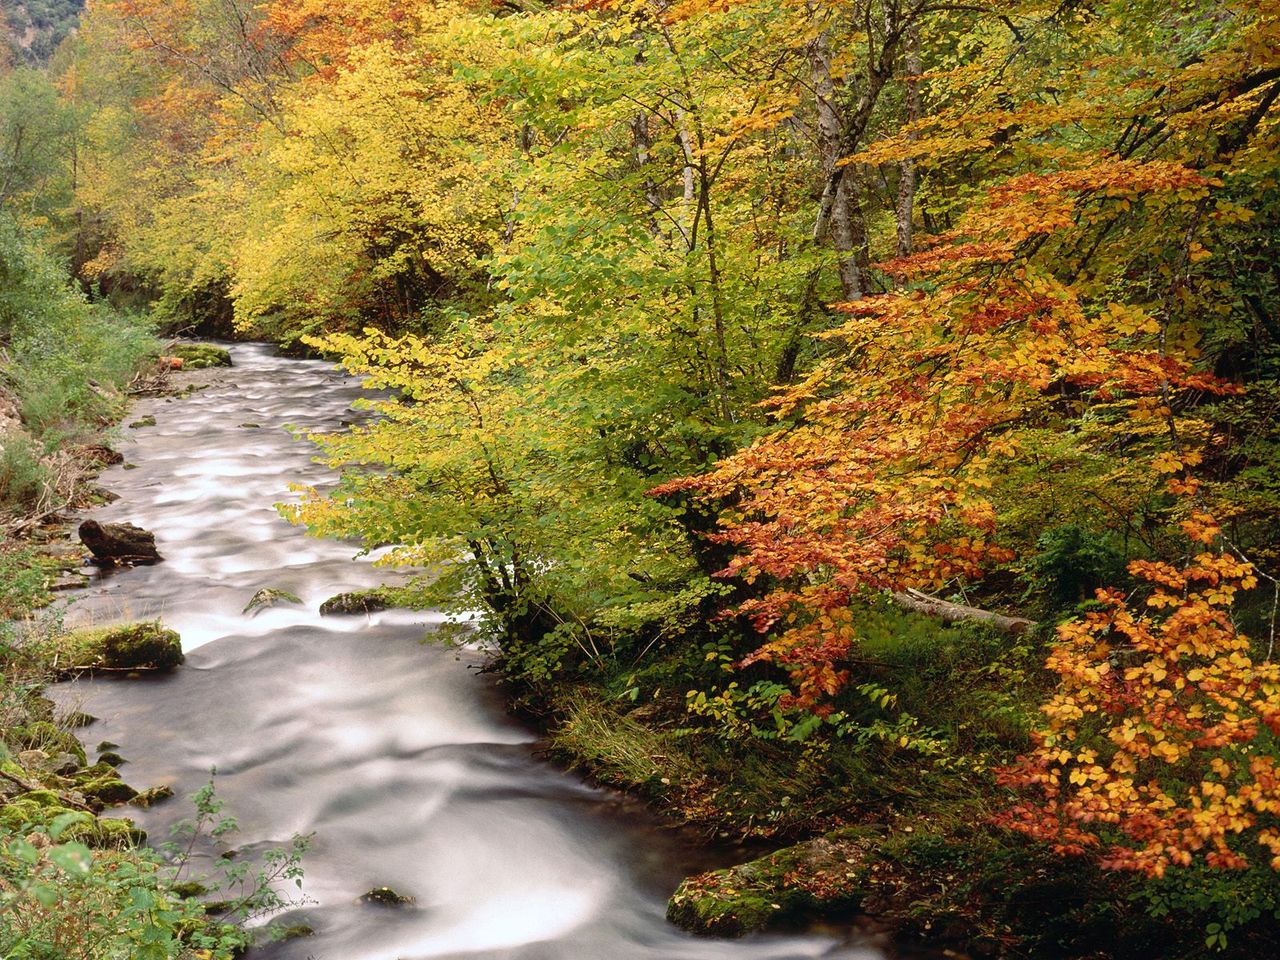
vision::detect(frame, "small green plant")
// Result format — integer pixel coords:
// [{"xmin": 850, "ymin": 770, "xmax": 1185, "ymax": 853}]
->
[{"xmin": 162, "ymin": 775, "xmax": 312, "ymax": 926}]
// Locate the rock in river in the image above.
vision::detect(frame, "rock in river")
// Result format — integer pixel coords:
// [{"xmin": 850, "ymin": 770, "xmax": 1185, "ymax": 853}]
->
[{"xmin": 78, "ymin": 519, "xmax": 162, "ymax": 565}]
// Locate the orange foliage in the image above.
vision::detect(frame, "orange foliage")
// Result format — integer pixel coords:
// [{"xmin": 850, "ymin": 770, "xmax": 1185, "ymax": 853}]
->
[
  {"xmin": 996, "ymin": 519, "xmax": 1280, "ymax": 877},
  {"xmin": 654, "ymin": 157, "xmax": 1237, "ymax": 708}
]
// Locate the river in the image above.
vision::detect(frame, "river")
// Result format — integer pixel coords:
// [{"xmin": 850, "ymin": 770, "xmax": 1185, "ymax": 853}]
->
[{"xmin": 51, "ymin": 343, "xmax": 897, "ymax": 960}]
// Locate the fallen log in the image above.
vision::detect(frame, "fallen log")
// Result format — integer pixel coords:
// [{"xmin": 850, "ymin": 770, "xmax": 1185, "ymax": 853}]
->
[{"xmin": 891, "ymin": 588, "xmax": 1036, "ymax": 635}]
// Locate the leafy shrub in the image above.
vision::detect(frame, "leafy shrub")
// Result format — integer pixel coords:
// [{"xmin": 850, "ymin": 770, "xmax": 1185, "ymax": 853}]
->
[
  {"xmin": 0, "ymin": 433, "xmax": 50, "ymax": 514},
  {"xmin": 1026, "ymin": 524, "xmax": 1128, "ymax": 612},
  {"xmin": 0, "ymin": 213, "xmax": 157, "ymax": 446}
]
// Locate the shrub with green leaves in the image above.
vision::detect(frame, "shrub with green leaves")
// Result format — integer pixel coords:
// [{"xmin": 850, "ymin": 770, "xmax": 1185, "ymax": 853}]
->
[{"xmin": 0, "ymin": 812, "xmax": 245, "ymax": 960}]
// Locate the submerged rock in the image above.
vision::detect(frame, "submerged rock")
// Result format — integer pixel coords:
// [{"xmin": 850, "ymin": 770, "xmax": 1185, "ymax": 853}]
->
[
  {"xmin": 358, "ymin": 887, "xmax": 415, "ymax": 907},
  {"xmin": 666, "ymin": 827, "xmax": 879, "ymax": 937},
  {"xmin": 78, "ymin": 519, "xmax": 162, "ymax": 565}
]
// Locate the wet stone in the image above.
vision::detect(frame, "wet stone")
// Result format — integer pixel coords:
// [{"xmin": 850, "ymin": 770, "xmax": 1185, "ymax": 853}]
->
[
  {"xmin": 130, "ymin": 785, "xmax": 174, "ymax": 808},
  {"xmin": 358, "ymin": 887, "xmax": 415, "ymax": 907},
  {"xmin": 320, "ymin": 590, "xmax": 392, "ymax": 616},
  {"xmin": 78, "ymin": 520, "xmax": 162, "ymax": 565}
]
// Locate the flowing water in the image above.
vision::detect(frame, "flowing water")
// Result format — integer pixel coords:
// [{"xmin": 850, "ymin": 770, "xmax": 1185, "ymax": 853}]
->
[{"xmin": 52, "ymin": 343, "xmax": 899, "ymax": 960}]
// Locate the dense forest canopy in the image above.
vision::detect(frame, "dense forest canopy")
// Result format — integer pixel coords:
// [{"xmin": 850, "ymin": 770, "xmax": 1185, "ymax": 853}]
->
[{"xmin": 2, "ymin": 0, "xmax": 1280, "ymax": 956}]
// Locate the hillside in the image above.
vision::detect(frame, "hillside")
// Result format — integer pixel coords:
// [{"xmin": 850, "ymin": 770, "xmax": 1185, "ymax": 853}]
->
[{"xmin": 1, "ymin": 0, "xmax": 82, "ymax": 65}]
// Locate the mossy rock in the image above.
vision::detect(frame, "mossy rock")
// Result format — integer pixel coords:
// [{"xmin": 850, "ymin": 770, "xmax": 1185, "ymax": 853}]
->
[
  {"xmin": 81, "ymin": 777, "xmax": 138, "ymax": 806},
  {"xmin": 0, "ymin": 798, "xmax": 48, "ymax": 830},
  {"xmin": 255, "ymin": 923, "xmax": 314, "ymax": 946},
  {"xmin": 128, "ymin": 415, "xmax": 157, "ymax": 429},
  {"xmin": 60, "ymin": 621, "xmax": 184, "ymax": 671},
  {"xmin": 666, "ymin": 827, "xmax": 879, "ymax": 937},
  {"xmin": 169, "ymin": 343, "xmax": 232, "ymax": 369},
  {"xmin": 62, "ymin": 711, "xmax": 98, "ymax": 729},
  {"xmin": 131, "ymin": 785, "xmax": 174, "ymax": 808},
  {"xmin": 358, "ymin": 887, "xmax": 415, "ymax": 907},
  {"xmin": 320, "ymin": 589, "xmax": 393, "ymax": 616},
  {"xmin": 19, "ymin": 789, "xmax": 64, "ymax": 809},
  {"xmin": 97, "ymin": 751, "xmax": 126, "ymax": 768},
  {"xmin": 170, "ymin": 880, "xmax": 209, "ymax": 899}
]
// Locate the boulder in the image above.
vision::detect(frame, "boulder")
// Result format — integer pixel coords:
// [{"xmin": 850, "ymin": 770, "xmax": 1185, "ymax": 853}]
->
[
  {"xmin": 48, "ymin": 752, "xmax": 83, "ymax": 776},
  {"xmin": 78, "ymin": 520, "xmax": 162, "ymax": 565},
  {"xmin": 81, "ymin": 777, "xmax": 138, "ymax": 806},
  {"xmin": 57, "ymin": 622, "xmax": 184, "ymax": 673}
]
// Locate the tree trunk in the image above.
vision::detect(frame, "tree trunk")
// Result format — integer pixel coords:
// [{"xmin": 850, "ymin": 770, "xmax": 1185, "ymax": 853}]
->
[
  {"xmin": 807, "ymin": 24, "xmax": 864, "ymax": 300},
  {"xmin": 895, "ymin": 24, "xmax": 922, "ymax": 258}
]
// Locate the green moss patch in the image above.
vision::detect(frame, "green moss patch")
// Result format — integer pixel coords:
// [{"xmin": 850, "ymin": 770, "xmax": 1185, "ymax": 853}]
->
[
  {"xmin": 168, "ymin": 343, "xmax": 232, "ymax": 369},
  {"xmin": 53, "ymin": 621, "xmax": 184, "ymax": 672},
  {"xmin": 244, "ymin": 587, "xmax": 303, "ymax": 614},
  {"xmin": 667, "ymin": 828, "xmax": 878, "ymax": 937}
]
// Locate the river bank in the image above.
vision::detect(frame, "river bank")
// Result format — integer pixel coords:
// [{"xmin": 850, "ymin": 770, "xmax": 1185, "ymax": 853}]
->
[{"xmin": 0, "ymin": 342, "xmax": 260, "ymax": 956}]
